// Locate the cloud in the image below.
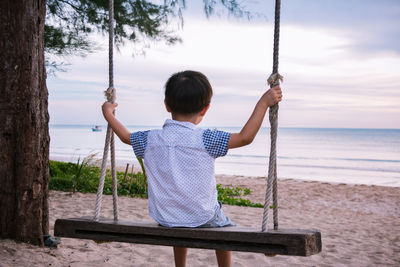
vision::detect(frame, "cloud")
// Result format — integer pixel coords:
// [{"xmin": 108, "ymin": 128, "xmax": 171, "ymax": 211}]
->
[
  {"xmin": 47, "ymin": 7, "xmax": 400, "ymax": 129},
  {"xmin": 282, "ymin": 0, "xmax": 400, "ymax": 54}
]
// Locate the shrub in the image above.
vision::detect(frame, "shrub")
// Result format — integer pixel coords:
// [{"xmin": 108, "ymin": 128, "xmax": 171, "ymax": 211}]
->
[
  {"xmin": 49, "ymin": 158, "xmax": 262, "ymax": 208},
  {"xmin": 217, "ymin": 184, "xmax": 263, "ymax": 208}
]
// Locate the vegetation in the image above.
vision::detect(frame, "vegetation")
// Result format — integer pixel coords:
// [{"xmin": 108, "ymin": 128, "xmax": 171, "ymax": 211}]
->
[
  {"xmin": 49, "ymin": 159, "xmax": 147, "ymax": 197},
  {"xmin": 217, "ymin": 184, "xmax": 263, "ymax": 208},
  {"xmin": 49, "ymin": 159, "xmax": 263, "ymax": 208}
]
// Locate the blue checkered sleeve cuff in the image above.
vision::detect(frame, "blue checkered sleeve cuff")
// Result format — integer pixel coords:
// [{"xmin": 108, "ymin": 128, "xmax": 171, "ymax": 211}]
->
[
  {"xmin": 202, "ymin": 129, "xmax": 231, "ymax": 158},
  {"xmin": 130, "ymin": 131, "xmax": 149, "ymax": 159}
]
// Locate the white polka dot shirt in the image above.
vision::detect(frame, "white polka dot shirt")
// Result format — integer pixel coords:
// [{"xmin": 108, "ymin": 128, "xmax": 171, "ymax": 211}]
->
[{"xmin": 130, "ymin": 119, "xmax": 230, "ymax": 227}]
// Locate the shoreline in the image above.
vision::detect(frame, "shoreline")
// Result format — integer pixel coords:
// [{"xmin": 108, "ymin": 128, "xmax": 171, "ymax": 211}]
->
[
  {"xmin": 50, "ymin": 155, "xmax": 400, "ymax": 189},
  {"xmin": 1, "ymin": 175, "xmax": 399, "ymax": 266}
]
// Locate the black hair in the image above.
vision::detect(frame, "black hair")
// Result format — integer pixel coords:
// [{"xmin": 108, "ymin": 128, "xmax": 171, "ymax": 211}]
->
[{"xmin": 165, "ymin": 70, "xmax": 213, "ymax": 115}]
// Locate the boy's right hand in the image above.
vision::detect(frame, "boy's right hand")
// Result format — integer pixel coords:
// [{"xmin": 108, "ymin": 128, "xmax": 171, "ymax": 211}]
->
[
  {"xmin": 228, "ymin": 85, "xmax": 283, "ymax": 149},
  {"xmin": 263, "ymin": 86, "xmax": 283, "ymax": 107}
]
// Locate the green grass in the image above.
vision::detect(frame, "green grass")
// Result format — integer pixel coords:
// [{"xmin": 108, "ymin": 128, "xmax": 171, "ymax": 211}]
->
[
  {"xmin": 49, "ymin": 158, "xmax": 263, "ymax": 208},
  {"xmin": 217, "ymin": 184, "xmax": 263, "ymax": 208},
  {"xmin": 49, "ymin": 159, "xmax": 147, "ymax": 197}
]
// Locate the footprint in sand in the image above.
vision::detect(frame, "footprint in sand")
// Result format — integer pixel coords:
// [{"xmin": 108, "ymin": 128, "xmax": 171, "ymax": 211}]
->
[{"xmin": 239, "ymin": 253, "xmax": 256, "ymax": 260}]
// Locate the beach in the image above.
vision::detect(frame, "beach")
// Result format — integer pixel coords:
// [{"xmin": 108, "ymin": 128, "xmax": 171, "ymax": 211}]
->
[
  {"xmin": 50, "ymin": 126, "xmax": 400, "ymax": 187},
  {"xmin": 1, "ymin": 175, "xmax": 399, "ymax": 266}
]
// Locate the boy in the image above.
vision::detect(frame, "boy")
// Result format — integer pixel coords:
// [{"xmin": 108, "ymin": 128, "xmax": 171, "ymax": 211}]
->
[{"xmin": 102, "ymin": 70, "xmax": 282, "ymax": 267}]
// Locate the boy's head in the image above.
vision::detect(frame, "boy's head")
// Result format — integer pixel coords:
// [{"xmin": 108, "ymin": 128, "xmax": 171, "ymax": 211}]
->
[{"xmin": 165, "ymin": 70, "xmax": 213, "ymax": 115}]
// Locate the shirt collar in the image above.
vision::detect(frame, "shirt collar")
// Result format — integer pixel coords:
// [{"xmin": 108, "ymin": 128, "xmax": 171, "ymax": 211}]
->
[{"xmin": 163, "ymin": 119, "xmax": 197, "ymax": 130}]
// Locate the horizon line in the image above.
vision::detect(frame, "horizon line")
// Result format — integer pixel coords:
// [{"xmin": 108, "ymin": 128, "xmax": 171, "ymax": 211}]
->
[{"xmin": 49, "ymin": 124, "xmax": 400, "ymax": 131}]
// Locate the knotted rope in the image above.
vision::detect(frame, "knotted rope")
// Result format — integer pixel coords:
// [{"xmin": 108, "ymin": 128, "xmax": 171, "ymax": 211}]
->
[
  {"xmin": 93, "ymin": 0, "xmax": 119, "ymax": 221},
  {"xmin": 262, "ymin": 0, "xmax": 282, "ymax": 232}
]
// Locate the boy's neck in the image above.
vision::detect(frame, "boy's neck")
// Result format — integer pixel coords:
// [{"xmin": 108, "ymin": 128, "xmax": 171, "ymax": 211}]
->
[{"xmin": 171, "ymin": 112, "xmax": 202, "ymax": 125}]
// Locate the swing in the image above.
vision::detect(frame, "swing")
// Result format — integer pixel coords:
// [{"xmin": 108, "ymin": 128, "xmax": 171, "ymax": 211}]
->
[{"xmin": 54, "ymin": 0, "xmax": 322, "ymax": 256}]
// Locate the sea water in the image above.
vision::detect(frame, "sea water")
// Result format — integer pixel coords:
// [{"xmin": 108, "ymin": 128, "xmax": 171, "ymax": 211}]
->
[{"xmin": 50, "ymin": 125, "xmax": 400, "ymax": 187}]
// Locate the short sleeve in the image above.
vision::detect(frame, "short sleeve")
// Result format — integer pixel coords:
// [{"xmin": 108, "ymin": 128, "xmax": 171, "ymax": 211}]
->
[
  {"xmin": 202, "ymin": 129, "xmax": 231, "ymax": 158},
  {"xmin": 130, "ymin": 131, "xmax": 150, "ymax": 159}
]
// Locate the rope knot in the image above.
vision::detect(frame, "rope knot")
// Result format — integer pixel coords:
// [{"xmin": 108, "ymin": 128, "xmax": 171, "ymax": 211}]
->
[
  {"xmin": 267, "ymin": 73, "xmax": 283, "ymax": 87},
  {"xmin": 104, "ymin": 87, "xmax": 116, "ymax": 103}
]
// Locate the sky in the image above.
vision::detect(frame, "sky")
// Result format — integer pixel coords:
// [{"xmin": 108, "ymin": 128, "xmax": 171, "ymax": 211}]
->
[{"xmin": 47, "ymin": 0, "xmax": 400, "ymax": 128}]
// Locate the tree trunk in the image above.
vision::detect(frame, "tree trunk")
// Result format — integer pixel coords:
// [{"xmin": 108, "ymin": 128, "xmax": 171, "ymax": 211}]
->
[{"xmin": 0, "ymin": 0, "xmax": 49, "ymax": 245}]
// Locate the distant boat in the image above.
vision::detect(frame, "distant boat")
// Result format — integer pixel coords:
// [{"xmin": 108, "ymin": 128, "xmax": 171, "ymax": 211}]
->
[{"xmin": 91, "ymin": 125, "xmax": 102, "ymax": 132}]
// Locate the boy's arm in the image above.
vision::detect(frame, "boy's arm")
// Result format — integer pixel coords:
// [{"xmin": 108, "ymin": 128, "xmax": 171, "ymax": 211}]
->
[
  {"xmin": 228, "ymin": 85, "xmax": 282, "ymax": 149},
  {"xmin": 102, "ymin": 102, "xmax": 131, "ymax": 145}
]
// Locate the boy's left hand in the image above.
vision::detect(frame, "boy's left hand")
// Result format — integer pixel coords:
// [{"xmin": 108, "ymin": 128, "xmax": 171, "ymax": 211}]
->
[
  {"xmin": 102, "ymin": 102, "xmax": 118, "ymax": 117},
  {"xmin": 100, "ymin": 102, "xmax": 132, "ymax": 145}
]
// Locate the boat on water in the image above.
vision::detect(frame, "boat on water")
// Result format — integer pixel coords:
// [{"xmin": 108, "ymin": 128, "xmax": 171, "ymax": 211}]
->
[{"xmin": 92, "ymin": 125, "xmax": 102, "ymax": 132}]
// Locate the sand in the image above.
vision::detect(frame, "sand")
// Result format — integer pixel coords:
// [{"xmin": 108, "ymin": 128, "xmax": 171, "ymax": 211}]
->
[{"xmin": 0, "ymin": 175, "xmax": 399, "ymax": 266}]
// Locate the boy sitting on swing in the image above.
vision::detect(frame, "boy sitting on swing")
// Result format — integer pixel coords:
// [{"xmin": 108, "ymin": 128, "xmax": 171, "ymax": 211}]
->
[{"xmin": 102, "ymin": 70, "xmax": 282, "ymax": 267}]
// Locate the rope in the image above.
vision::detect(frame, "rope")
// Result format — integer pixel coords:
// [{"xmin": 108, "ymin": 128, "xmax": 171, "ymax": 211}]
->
[
  {"xmin": 93, "ymin": 0, "xmax": 119, "ymax": 221},
  {"xmin": 93, "ymin": 125, "xmax": 112, "ymax": 221},
  {"xmin": 108, "ymin": 0, "xmax": 119, "ymax": 222},
  {"xmin": 262, "ymin": 0, "xmax": 282, "ymax": 232},
  {"xmin": 110, "ymin": 131, "xmax": 119, "ymax": 220},
  {"xmin": 108, "ymin": 0, "xmax": 114, "ymax": 89}
]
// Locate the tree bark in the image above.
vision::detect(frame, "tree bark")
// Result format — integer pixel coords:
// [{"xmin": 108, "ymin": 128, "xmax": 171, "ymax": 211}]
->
[{"xmin": 0, "ymin": 0, "xmax": 49, "ymax": 245}]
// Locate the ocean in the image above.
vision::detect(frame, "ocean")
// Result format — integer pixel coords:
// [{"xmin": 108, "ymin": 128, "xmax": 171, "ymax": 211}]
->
[{"xmin": 50, "ymin": 125, "xmax": 400, "ymax": 187}]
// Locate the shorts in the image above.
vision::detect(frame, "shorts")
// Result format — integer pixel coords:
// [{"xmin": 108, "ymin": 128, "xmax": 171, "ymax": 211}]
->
[{"xmin": 198, "ymin": 202, "xmax": 236, "ymax": 228}]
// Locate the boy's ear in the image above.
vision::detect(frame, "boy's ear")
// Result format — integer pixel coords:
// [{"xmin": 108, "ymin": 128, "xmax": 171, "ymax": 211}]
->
[
  {"xmin": 164, "ymin": 99, "xmax": 171, "ymax": 113},
  {"xmin": 199, "ymin": 104, "xmax": 210, "ymax": 116}
]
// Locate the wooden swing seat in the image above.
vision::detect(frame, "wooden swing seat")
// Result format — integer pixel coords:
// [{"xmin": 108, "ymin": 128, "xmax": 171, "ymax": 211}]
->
[{"xmin": 54, "ymin": 217, "xmax": 321, "ymax": 256}]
